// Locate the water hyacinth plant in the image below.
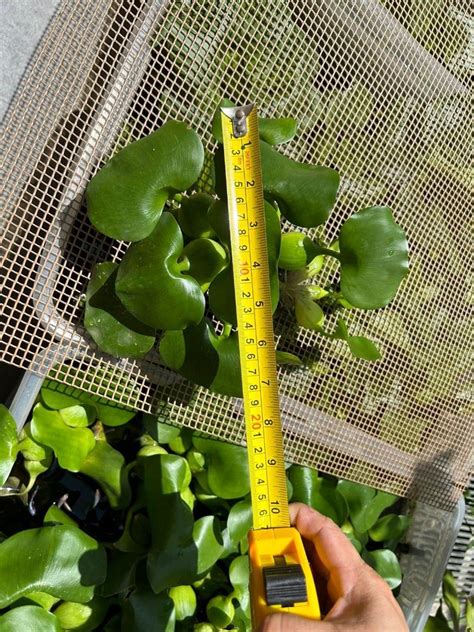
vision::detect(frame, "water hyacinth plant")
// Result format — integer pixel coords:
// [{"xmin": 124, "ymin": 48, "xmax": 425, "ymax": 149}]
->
[
  {"xmin": 83, "ymin": 103, "xmax": 409, "ymax": 394},
  {"xmin": 0, "ymin": 385, "xmax": 410, "ymax": 630}
]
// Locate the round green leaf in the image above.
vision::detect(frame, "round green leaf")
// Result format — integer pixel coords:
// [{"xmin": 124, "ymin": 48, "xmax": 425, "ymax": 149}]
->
[
  {"xmin": 87, "ymin": 120, "xmax": 204, "ymax": 242},
  {"xmin": 116, "ymin": 212, "xmax": 205, "ymax": 330},
  {"xmin": 96, "ymin": 402, "xmax": 135, "ymax": 427},
  {"xmin": 0, "ymin": 606, "xmax": 61, "ymax": 632},
  {"xmin": 233, "ymin": 605, "xmax": 253, "ymax": 632},
  {"xmin": 41, "ymin": 383, "xmax": 88, "ymax": 410},
  {"xmin": 206, "ymin": 595, "xmax": 235, "ymax": 628},
  {"xmin": 218, "ymin": 527, "xmax": 239, "ymax": 560},
  {"xmin": 59, "ymin": 405, "xmax": 96, "ymax": 428},
  {"xmin": 147, "ymin": 453, "xmax": 192, "ymax": 497},
  {"xmin": 192, "ymin": 437, "xmax": 250, "ymax": 499},
  {"xmin": 31, "ymin": 404, "xmax": 95, "ymax": 472},
  {"xmin": 363, "ymin": 549, "xmax": 402, "ymax": 589},
  {"xmin": 168, "ymin": 429, "xmax": 193, "ymax": 455},
  {"xmin": 289, "ymin": 467, "xmax": 347, "ymax": 526},
  {"xmin": 169, "ymin": 585, "xmax": 197, "ymax": 621},
  {"xmin": 143, "ymin": 416, "xmax": 181, "ymax": 444},
  {"xmin": 54, "ymin": 598, "xmax": 109, "ymax": 632},
  {"xmin": 275, "ymin": 351, "xmax": 304, "ymax": 366},
  {"xmin": 363, "ymin": 491, "xmax": 398, "ymax": 531},
  {"xmin": 0, "ymin": 526, "xmax": 106, "ymax": 607},
  {"xmin": 182, "ymin": 238, "xmax": 227, "ymax": 289},
  {"xmin": 368, "ymin": 514, "xmax": 410, "ymax": 543},
  {"xmin": 17, "ymin": 424, "xmax": 51, "ymax": 462},
  {"xmin": 279, "ymin": 232, "xmax": 319, "ymax": 270},
  {"xmin": 207, "ymin": 199, "xmax": 230, "ymax": 248},
  {"xmin": 261, "ymin": 140, "xmax": 339, "ymax": 228},
  {"xmin": 338, "ymin": 206, "xmax": 409, "ymax": 309},
  {"xmin": 41, "ymin": 381, "xmax": 135, "ymax": 427},
  {"xmin": 84, "ymin": 262, "xmax": 156, "ymax": 359},
  {"xmin": 186, "ymin": 448, "xmax": 206, "ymax": 473},
  {"xmin": 227, "ymin": 498, "xmax": 252, "ymax": 546},
  {"xmin": 338, "ymin": 480, "xmax": 397, "ymax": 533},
  {"xmin": 258, "ymin": 117, "xmax": 298, "ymax": 145},
  {"xmin": 346, "ymin": 335, "xmax": 381, "ymax": 361},
  {"xmin": 287, "ymin": 465, "xmax": 318, "ymax": 505},
  {"xmin": 0, "ymin": 405, "xmax": 18, "ymax": 486},
  {"xmin": 14, "ymin": 591, "xmax": 60, "ymax": 611},
  {"xmin": 194, "ymin": 516, "xmax": 224, "ymax": 575},
  {"xmin": 210, "ymin": 330, "xmax": 242, "ymax": 397},
  {"xmin": 159, "ymin": 318, "xmax": 242, "ymax": 397},
  {"xmin": 229, "ymin": 555, "xmax": 250, "ymax": 614},
  {"xmin": 337, "ymin": 480, "xmax": 375, "ymax": 533},
  {"xmin": 146, "ymin": 523, "xmax": 196, "ymax": 594}
]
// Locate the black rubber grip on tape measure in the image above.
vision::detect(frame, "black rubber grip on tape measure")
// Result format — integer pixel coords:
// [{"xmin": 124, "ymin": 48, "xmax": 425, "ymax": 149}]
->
[{"xmin": 263, "ymin": 564, "xmax": 307, "ymax": 606}]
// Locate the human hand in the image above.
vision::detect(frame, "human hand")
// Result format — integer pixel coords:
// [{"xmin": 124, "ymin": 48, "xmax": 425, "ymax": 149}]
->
[{"xmin": 259, "ymin": 503, "xmax": 408, "ymax": 632}]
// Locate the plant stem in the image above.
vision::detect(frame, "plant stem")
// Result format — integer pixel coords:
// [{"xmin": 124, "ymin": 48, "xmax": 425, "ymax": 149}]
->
[{"xmin": 315, "ymin": 246, "xmax": 341, "ymax": 260}]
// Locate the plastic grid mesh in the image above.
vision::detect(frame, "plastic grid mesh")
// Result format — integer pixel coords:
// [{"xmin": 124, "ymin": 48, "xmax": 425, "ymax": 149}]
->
[{"xmin": 1, "ymin": 0, "xmax": 473, "ymax": 510}]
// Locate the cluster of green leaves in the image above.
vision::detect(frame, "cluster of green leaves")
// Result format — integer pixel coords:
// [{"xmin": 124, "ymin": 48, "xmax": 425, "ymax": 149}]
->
[
  {"xmin": 0, "ymin": 383, "xmax": 410, "ymax": 631},
  {"xmin": 84, "ymin": 105, "xmax": 408, "ymax": 393},
  {"xmin": 424, "ymin": 571, "xmax": 473, "ymax": 632}
]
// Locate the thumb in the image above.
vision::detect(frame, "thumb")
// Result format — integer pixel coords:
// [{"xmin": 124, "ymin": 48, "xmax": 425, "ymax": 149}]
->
[{"xmin": 260, "ymin": 613, "xmax": 333, "ymax": 632}]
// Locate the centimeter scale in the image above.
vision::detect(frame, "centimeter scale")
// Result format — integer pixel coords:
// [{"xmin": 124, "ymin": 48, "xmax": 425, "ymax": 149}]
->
[{"xmin": 221, "ymin": 104, "xmax": 320, "ymax": 628}]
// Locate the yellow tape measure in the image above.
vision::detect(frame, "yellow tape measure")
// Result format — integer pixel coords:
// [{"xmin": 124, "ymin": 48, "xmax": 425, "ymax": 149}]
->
[{"xmin": 221, "ymin": 104, "xmax": 320, "ymax": 628}]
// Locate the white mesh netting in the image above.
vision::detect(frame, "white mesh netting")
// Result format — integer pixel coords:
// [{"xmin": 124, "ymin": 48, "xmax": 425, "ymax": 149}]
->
[{"xmin": 1, "ymin": 0, "xmax": 472, "ymax": 509}]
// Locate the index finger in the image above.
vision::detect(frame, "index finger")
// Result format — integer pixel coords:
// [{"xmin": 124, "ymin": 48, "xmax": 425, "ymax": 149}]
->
[{"xmin": 290, "ymin": 502, "xmax": 367, "ymax": 598}]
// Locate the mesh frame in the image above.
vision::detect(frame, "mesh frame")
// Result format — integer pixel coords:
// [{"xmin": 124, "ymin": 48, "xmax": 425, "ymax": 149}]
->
[{"xmin": 1, "ymin": 0, "xmax": 472, "ymax": 510}]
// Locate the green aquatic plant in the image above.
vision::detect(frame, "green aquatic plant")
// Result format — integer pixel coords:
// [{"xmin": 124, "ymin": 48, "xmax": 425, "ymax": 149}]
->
[
  {"xmin": 0, "ymin": 389, "xmax": 410, "ymax": 630},
  {"xmin": 82, "ymin": 105, "xmax": 409, "ymax": 396}
]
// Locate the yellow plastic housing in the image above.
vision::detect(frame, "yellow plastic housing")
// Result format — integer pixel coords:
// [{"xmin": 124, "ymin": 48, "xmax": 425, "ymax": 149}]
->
[{"xmin": 248, "ymin": 526, "xmax": 320, "ymax": 629}]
